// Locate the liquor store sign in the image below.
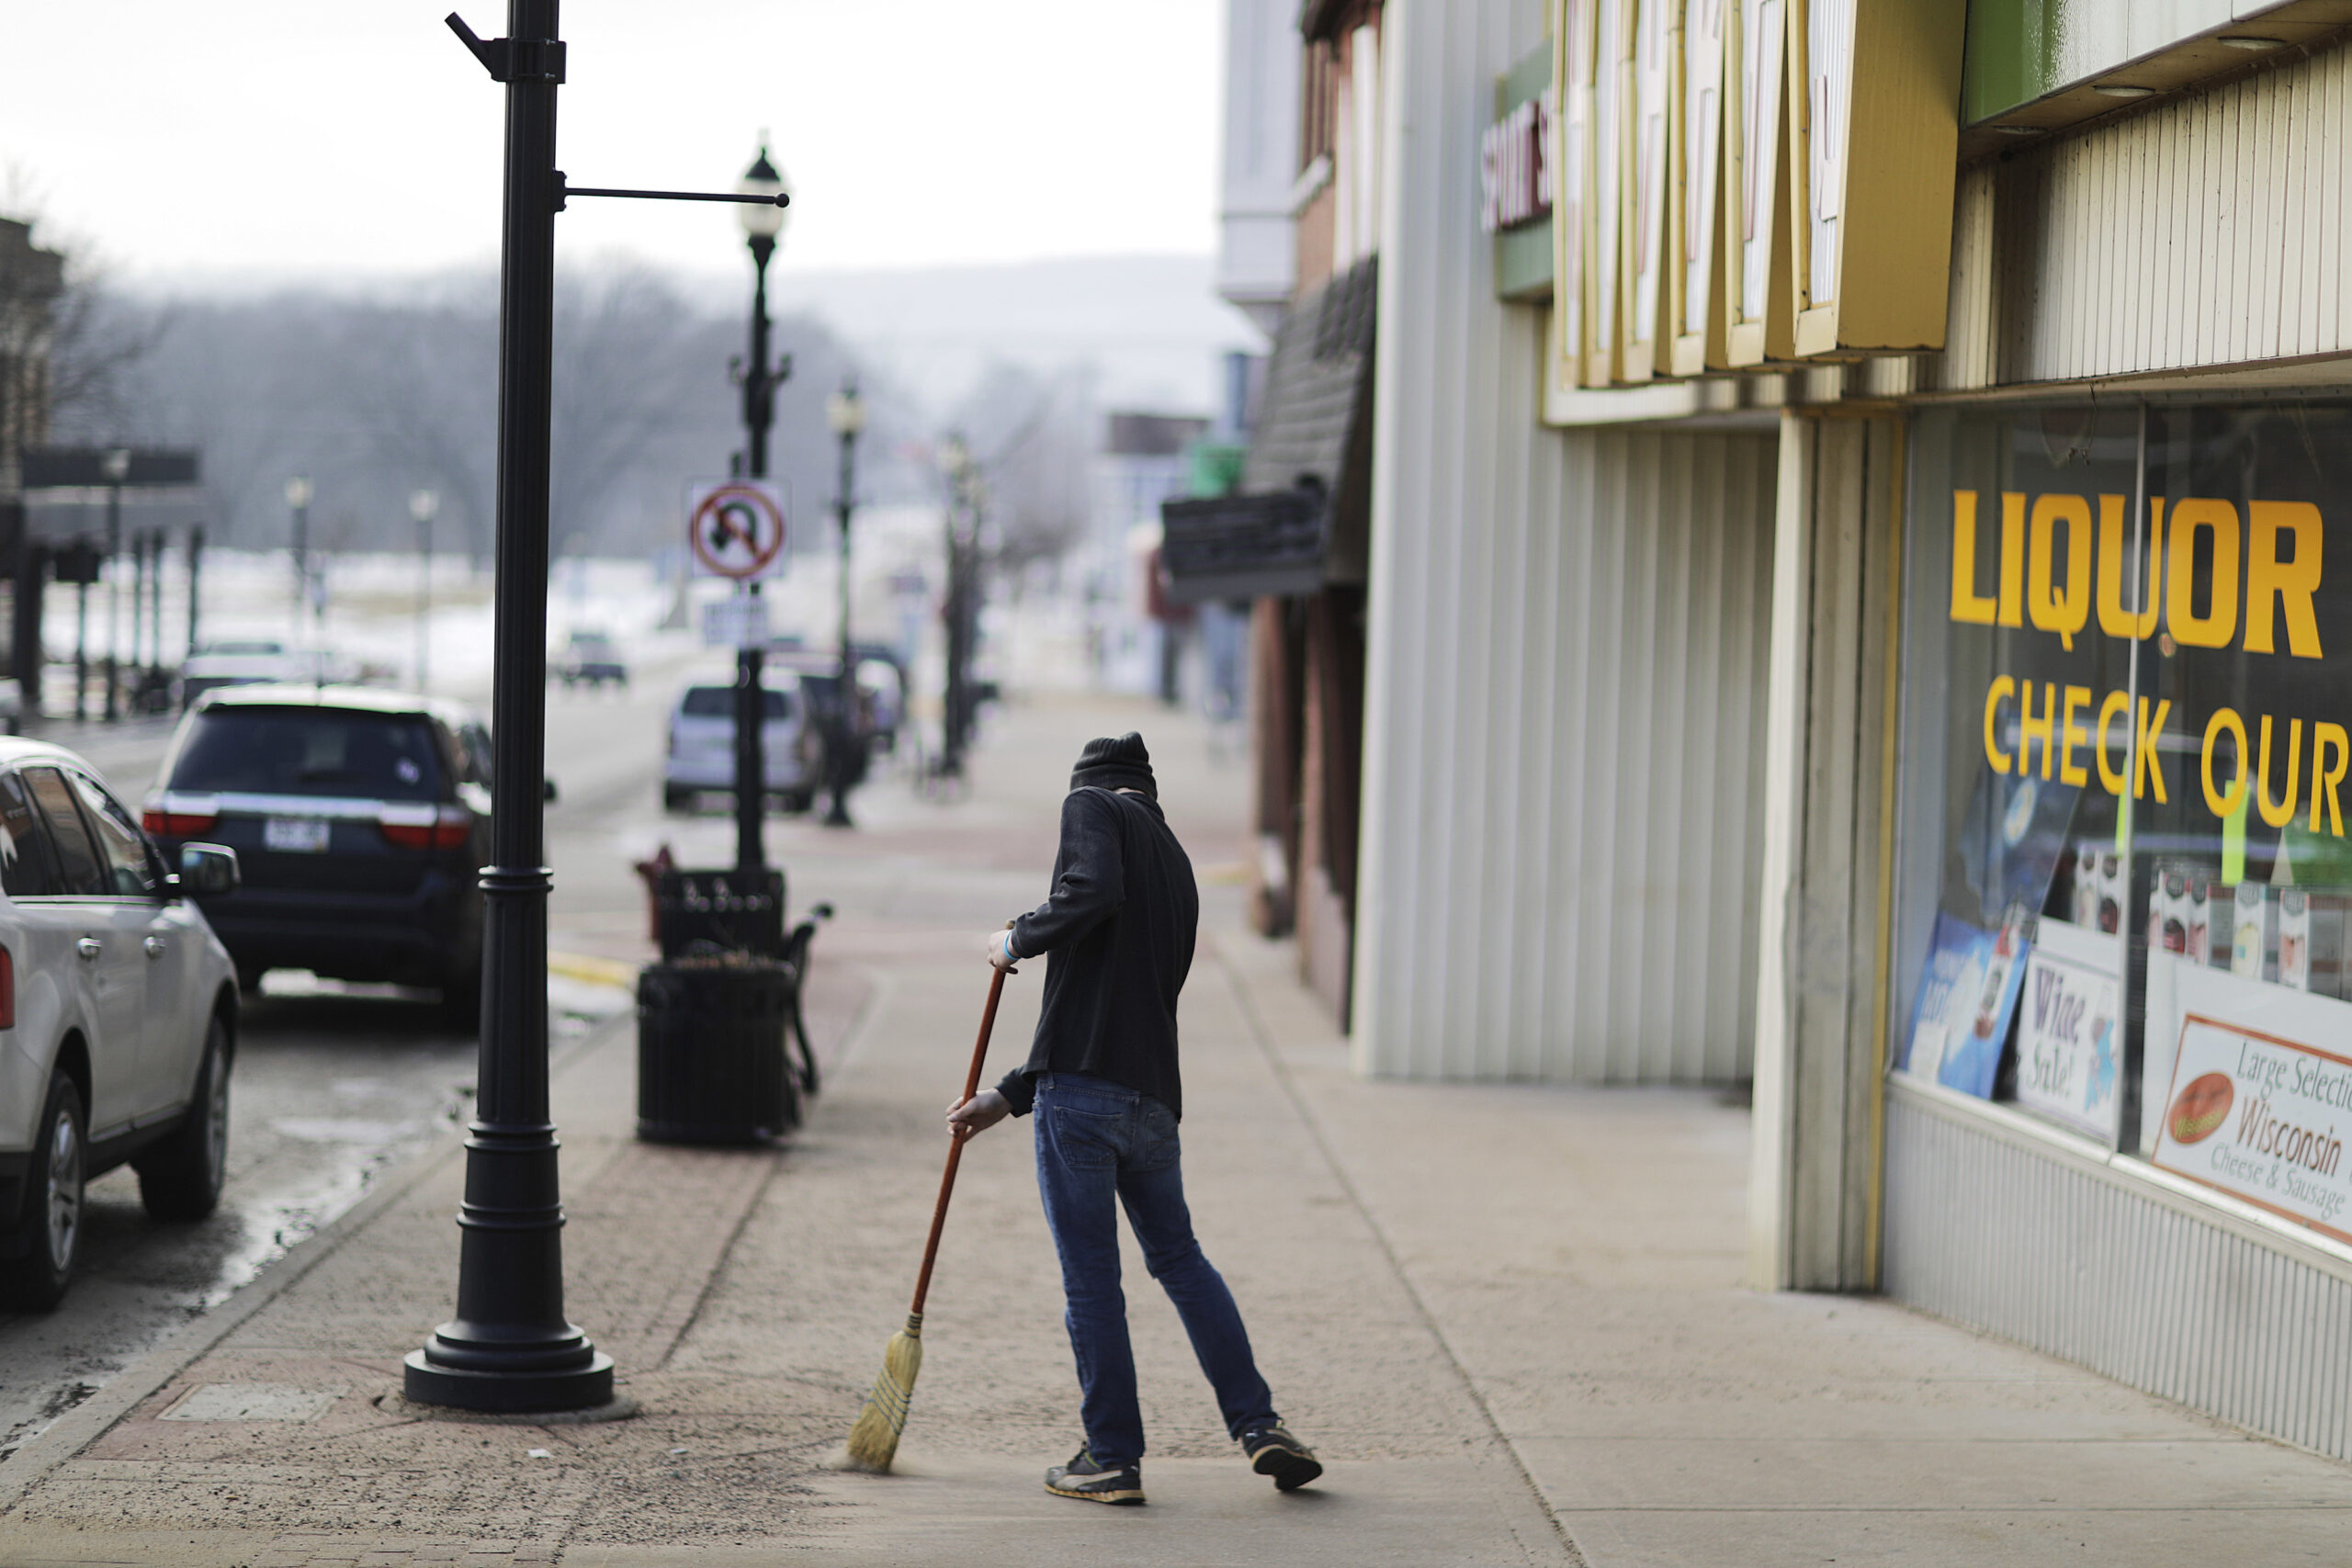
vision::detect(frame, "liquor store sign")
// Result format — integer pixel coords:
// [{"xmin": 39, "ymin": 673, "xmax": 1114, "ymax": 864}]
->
[
  {"xmin": 2154, "ymin": 998, "xmax": 2352, "ymax": 1246},
  {"xmin": 1953, "ymin": 489, "xmax": 2346, "ymax": 840}
]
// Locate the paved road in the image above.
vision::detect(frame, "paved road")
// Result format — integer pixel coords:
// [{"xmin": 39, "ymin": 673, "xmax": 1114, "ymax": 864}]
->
[{"xmin": 0, "ymin": 646, "xmax": 716, "ymax": 1462}]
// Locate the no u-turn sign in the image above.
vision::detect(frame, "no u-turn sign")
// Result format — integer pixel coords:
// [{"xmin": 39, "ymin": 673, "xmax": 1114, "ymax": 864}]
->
[{"xmin": 686, "ymin": 480, "xmax": 788, "ymax": 580}]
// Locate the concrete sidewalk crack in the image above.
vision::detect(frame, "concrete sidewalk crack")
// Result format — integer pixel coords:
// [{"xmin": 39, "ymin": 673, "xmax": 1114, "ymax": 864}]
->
[{"xmin": 1210, "ymin": 937, "xmax": 1589, "ymax": 1567}]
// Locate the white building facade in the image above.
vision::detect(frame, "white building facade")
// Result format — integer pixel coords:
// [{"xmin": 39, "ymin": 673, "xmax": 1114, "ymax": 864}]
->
[{"xmin": 1227, "ymin": 0, "xmax": 2352, "ymax": 1461}]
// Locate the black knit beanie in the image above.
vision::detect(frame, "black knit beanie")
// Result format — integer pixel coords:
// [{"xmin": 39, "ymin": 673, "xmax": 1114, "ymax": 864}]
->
[{"xmin": 1071, "ymin": 732, "xmax": 1156, "ymax": 797}]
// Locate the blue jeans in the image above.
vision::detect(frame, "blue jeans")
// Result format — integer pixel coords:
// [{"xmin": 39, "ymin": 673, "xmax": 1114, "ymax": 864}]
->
[{"xmin": 1032, "ymin": 1072, "xmax": 1279, "ymax": 1469}]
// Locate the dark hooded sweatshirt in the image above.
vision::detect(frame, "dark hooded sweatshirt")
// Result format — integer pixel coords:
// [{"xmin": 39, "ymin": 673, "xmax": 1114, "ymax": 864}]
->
[{"xmin": 993, "ymin": 786, "xmax": 1199, "ymax": 1120}]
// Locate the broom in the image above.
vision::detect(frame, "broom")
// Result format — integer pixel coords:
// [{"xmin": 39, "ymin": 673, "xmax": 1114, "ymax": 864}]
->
[{"xmin": 840, "ymin": 937, "xmax": 1018, "ymax": 1472}]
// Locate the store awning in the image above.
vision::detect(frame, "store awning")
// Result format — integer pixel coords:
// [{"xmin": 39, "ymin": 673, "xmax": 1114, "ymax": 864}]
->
[{"xmin": 1160, "ymin": 257, "xmax": 1375, "ymax": 604}]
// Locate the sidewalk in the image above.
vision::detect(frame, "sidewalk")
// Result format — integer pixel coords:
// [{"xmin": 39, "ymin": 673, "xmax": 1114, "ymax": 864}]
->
[{"xmin": 4, "ymin": 695, "xmax": 2351, "ymax": 1566}]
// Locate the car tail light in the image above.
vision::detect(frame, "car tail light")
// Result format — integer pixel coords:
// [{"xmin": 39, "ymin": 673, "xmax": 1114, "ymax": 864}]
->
[
  {"xmin": 380, "ymin": 805, "xmax": 473, "ymax": 851},
  {"xmin": 143, "ymin": 809, "xmax": 220, "ymax": 837},
  {"xmin": 142, "ymin": 793, "xmax": 221, "ymax": 838},
  {"xmin": 0, "ymin": 945, "xmax": 17, "ymax": 1029}
]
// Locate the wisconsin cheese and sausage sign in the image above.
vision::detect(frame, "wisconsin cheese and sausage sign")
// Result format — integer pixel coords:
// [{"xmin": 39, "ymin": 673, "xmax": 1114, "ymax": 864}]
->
[{"xmin": 2154, "ymin": 1012, "xmax": 2352, "ymax": 1243}]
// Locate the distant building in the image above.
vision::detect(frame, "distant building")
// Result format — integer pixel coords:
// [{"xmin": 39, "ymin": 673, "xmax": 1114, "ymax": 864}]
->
[
  {"xmin": 1161, "ymin": 1, "xmax": 1383, "ymax": 1027},
  {"xmin": 1085, "ymin": 412, "xmax": 1208, "ymax": 695},
  {"xmin": 0, "ymin": 220, "xmax": 66, "ymax": 495},
  {"xmin": 1216, "ymin": 0, "xmax": 1301, "ymax": 336},
  {"xmin": 0, "ymin": 220, "xmax": 66, "ymax": 693}
]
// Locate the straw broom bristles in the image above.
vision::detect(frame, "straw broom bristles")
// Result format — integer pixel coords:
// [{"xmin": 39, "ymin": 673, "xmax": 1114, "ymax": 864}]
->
[{"xmin": 841, "ymin": 1312, "xmax": 923, "ymax": 1472}]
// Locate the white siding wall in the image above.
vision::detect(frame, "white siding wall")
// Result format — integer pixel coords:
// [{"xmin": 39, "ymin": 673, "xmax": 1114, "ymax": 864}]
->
[
  {"xmin": 1886, "ymin": 1080, "xmax": 2352, "ymax": 1463},
  {"xmin": 1351, "ymin": 0, "xmax": 1778, "ymax": 1083},
  {"xmin": 1943, "ymin": 39, "xmax": 2352, "ymax": 389}
]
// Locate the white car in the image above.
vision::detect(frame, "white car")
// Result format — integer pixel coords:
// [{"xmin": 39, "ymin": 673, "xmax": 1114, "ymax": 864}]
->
[
  {"xmin": 662, "ymin": 671, "xmax": 815, "ymax": 814},
  {"xmin": 0, "ymin": 740, "xmax": 242, "ymax": 1310},
  {"xmin": 180, "ymin": 639, "xmax": 356, "ymax": 710}
]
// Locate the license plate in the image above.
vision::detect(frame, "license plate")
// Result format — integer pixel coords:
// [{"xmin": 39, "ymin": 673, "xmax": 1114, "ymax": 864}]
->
[{"xmin": 264, "ymin": 817, "xmax": 331, "ymax": 853}]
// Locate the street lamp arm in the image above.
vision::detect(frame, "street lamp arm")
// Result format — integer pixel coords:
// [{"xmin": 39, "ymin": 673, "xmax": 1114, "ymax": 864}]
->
[{"xmin": 560, "ymin": 177, "xmax": 791, "ymax": 211}]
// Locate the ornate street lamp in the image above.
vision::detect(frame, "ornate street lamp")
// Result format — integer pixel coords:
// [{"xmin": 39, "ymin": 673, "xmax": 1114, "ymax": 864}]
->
[
  {"xmin": 406, "ymin": 7, "xmax": 787, "ymax": 1415},
  {"xmin": 823, "ymin": 380, "xmax": 865, "ymax": 827},
  {"xmin": 731, "ymin": 141, "xmax": 790, "ymax": 869}
]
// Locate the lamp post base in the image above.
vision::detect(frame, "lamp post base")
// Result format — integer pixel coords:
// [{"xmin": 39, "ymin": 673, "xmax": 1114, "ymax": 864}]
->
[{"xmin": 402, "ymin": 1342, "xmax": 614, "ymax": 1415}]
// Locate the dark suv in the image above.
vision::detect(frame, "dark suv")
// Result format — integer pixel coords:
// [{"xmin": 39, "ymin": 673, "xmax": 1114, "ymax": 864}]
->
[{"xmin": 141, "ymin": 686, "xmax": 494, "ymax": 1021}]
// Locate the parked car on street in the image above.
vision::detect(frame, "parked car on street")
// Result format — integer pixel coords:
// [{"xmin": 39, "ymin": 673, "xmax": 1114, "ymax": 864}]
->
[
  {"xmin": 179, "ymin": 639, "xmax": 356, "ymax": 710},
  {"xmin": 662, "ymin": 671, "xmax": 815, "ymax": 814},
  {"xmin": 554, "ymin": 629, "xmax": 628, "ymax": 688},
  {"xmin": 141, "ymin": 686, "xmax": 503, "ymax": 1026},
  {"xmin": 0, "ymin": 740, "xmax": 242, "ymax": 1311}
]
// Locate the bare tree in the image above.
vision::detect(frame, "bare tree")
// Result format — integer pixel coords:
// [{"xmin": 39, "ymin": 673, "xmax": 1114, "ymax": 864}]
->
[
  {"xmin": 951, "ymin": 358, "xmax": 1097, "ymax": 577},
  {"xmin": 51, "ymin": 261, "xmax": 922, "ymax": 558}
]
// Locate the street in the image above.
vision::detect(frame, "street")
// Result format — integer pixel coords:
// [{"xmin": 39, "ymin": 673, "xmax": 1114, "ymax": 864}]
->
[{"xmin": 0, "ymin": 656, "xmax": 697, "ymax": 1464}]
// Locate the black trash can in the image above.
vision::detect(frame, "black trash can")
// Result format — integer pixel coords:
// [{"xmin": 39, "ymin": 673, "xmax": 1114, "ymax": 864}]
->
[
  {"xmin": 636, "ymin": 956, "xmax": 797, "ymax": 1145},
  {"xmin": 654, "ymin": 867, "xmax": 786, "ymax": 960}
]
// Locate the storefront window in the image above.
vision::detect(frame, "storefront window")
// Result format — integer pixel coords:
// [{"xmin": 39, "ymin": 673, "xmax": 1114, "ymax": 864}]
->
[{"xmin": 1895, "ymin": 403, "xmax": 2352, "ymax": 1247}]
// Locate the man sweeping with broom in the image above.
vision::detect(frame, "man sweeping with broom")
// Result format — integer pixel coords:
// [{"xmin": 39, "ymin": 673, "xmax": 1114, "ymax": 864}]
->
[{"xmin": 946, "ymin": 732, "xmax": 1321, "ymax": 1506}]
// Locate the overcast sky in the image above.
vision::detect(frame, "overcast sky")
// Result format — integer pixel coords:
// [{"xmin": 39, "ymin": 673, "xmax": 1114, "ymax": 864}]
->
[{"xmin": 0, "ymin": 1, "xmax": 1223, "ymax": 287}]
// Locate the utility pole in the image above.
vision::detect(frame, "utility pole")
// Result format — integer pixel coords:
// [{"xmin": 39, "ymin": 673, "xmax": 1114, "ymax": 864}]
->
[
  {"xmin": 102, "ymin": 448, "xmax": 127, "ymax": 722},
  {"xmin": 285, "ymin": 475, "xmax": 312, "ymax": 641},
  {"xmin": 73, "ymin": 556, "xmax": 88, "ymax": 725},
  {"xmin": 412, "ymin": 490, "xmax": 439, "ymax": 693},
  {"xmin": 823, "ymin": 380, "xmax": 865, "ymax": 828},
  {"xmin": 186, "ymin": 526, "xmax": 204, "ymax": 664},
  {"xmin": 129, "ymin": 531, "xmax": 145, "ymax": 709}
]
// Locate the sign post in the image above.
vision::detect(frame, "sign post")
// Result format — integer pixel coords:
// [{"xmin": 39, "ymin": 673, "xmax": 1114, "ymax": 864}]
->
[{"xmin": 687, "ymin": 479, "xmax": 787, "ymax": 870}]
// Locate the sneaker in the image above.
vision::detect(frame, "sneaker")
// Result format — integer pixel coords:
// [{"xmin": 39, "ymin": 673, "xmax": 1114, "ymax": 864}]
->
[
  {"xmin": 1240, "ymin": 1424, "xmax": 1322, "ymax": 1491},
  {"xmin": 1045, "ymin": 1448, "xmax": 1146, "ymax": 1505}
]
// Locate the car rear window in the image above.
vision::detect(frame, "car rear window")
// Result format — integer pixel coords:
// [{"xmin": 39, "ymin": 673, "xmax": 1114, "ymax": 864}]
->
[
  {"xmin": 0, "ymin": 773, "xmax": 63, "ymax": 897},
  {"xmin": 680, "ymin": 686, "xmax": 791, "ymax": 719},
  {"xmin": 168, "ymin": 709, "xmax": 444, "ymax": 801}
]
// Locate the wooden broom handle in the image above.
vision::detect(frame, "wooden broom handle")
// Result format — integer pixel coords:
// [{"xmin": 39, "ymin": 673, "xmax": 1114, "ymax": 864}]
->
[{"xmin": 910, "ymin": 942, "xmax": 1014, "ymax": 1318}]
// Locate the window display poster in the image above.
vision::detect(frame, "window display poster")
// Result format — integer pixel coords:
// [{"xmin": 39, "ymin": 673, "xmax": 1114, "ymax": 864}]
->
[
  {"xmin": 1949, "ymin": 765, "xmax": 2081, "ymax": 932},
  {"xmin": 1901, "ymin": 908, "xmax": 2032, "ymax": 1100},
  {"xmin": 2013, "ymin": 915, "xmax": 2122, "ymax": 1141},
  {"xmin": 2153, "ymin": 977, "xmax": 2352, "ymax": 1247}
]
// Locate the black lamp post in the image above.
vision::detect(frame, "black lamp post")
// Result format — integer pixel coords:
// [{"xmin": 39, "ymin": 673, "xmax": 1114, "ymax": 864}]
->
[
  {"xmin": 733, "ymin": 141, "xmax": 789, "ymax": 869},
  {"xmin": 823, "ymin": 379, "xmax": 864, "ymax": 828},
  {"xmin": 937, "ymin": 435, "xmax": 978, "ymax": 780},
  {"xmin": 412, "ymin": 489, "xmax": 438, "ymax": 693},
  {"xmin": 405, "ymin": 6, "xmax": 788, "ymax": 1415},
  {"xmin": 285, "ymin": 474, "xmax": 312, "ymax": 647},
  {"xmin": 403, "ymin": 0, "xmax": 612, "ymax": 1415},
  {"xmin": 186, "ymin": 525, "xmax": 204, "ymax": 664},
  {"xmin": 102, "ymin": 448, "xmax": 128, "ymax": 723}
]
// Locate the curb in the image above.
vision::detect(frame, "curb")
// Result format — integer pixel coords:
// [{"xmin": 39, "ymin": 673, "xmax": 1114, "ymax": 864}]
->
[
  {"xmin": 548, "ymin": 950, "xmax": 641, "ymax": 989},
  {"xmin": 0, "ymin": 1005, "xmax": 638, "ymax": 1520}
]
